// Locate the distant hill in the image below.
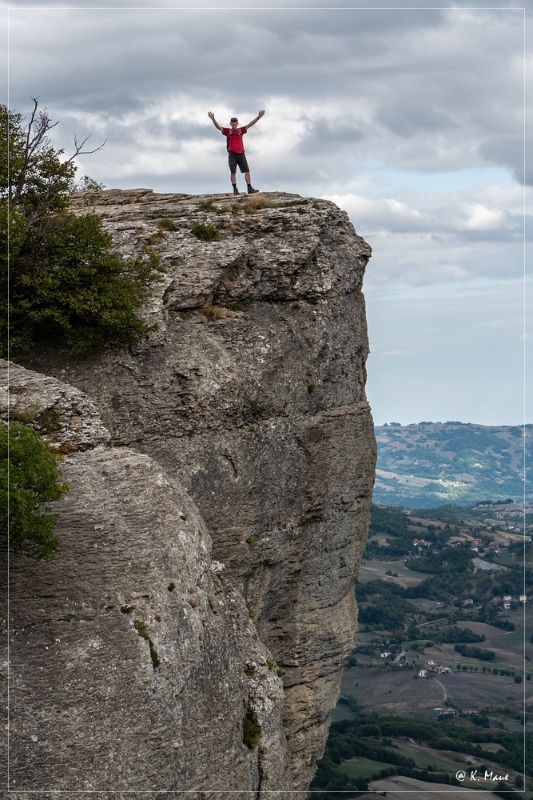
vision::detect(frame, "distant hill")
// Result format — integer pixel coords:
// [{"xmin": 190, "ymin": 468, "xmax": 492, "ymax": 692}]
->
[{"xmin": 373, "ymin": 422, "xmax": 532, "ymax": 508}]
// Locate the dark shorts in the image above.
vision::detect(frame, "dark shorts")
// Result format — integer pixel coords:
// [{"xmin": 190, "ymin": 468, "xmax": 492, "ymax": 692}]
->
[{"xmin": 228, "ymin": 151, "xmax": 250, "ymax": 174}]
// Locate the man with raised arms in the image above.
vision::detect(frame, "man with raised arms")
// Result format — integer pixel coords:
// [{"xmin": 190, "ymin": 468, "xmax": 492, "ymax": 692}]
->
[{"xmin": 208, "ymin": 110, "xmax": 265, "ymax": 195}]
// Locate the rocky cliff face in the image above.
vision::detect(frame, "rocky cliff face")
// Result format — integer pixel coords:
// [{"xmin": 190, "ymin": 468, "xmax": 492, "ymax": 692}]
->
[{"xmin": 5, "ymin": 189, "xmax": 376, "ymax": 795}]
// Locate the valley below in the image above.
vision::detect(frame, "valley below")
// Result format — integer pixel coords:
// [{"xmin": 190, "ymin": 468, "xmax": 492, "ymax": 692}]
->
[
  {"xmin": 310, "ymin": 501, "xmax": 532, "ymax": 799},
  {"xmin": 374, "ymin": 422, "xmax": 532, "ymax": 508}
]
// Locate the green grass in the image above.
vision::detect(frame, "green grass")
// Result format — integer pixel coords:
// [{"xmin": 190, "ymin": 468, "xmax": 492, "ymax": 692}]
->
[
  {"xmin": 358, "ymin": 558, "xmax": 428, "ymax": 585},
  {"xmin": 339, "ymin": 756, "xmax": 394, "ymax": 780},
  {"xmin": 386, "ymin": 741, "xmax": 465, "ymax": 776},
  {"xmin": 158, "ymin": 217, "xmax": 177, "ymax": 231}
]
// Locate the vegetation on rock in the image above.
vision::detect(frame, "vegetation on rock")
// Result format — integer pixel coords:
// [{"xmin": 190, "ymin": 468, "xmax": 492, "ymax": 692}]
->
[
  {"xmin": 0, "ymin": 420, "xmax": 68, "ymax": 557},
  {"xmin": 1, "ymin": 100, "xmax": 161, "ymax": 356},
  {"xmin": 242, "ymin": 713, "xmax": 261, "ymax": 749}
]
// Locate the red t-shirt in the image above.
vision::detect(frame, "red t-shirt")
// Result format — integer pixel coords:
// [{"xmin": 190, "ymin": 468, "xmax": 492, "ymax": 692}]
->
[{"xmin": 222, "ymin": 126, "xmax": 248, "ymax": 154}]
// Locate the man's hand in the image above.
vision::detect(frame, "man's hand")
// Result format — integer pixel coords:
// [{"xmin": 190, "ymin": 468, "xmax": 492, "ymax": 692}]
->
[
  {"xmin": 247, "ymin": 110, "xmax": 266, "ymax": 128},
  {"xmin": 208, "ymin": 111, "xmax": 222, "ymax": 130}
]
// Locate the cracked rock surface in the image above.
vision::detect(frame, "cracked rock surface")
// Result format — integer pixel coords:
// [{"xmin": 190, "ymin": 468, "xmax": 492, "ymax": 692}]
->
[
  {"xmin": 13, "ymin": 189, "xmax": 376, "ymax": 793},
  {"xmin": 1, "ymin": 366, "xmax": 292, "ymax": 797}
]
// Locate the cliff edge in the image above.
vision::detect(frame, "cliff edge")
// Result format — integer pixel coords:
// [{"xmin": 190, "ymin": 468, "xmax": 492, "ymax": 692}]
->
[{"xmin": 6, "ymin": 190, "xmax": 376, "ymax": 794}]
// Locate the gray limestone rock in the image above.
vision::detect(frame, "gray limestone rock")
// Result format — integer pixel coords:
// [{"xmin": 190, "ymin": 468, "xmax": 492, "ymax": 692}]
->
[
  {"xmin": 12, "ymin": 189, "xmax": 376, "ymax": 793},
  {"xmin": 1, "ymin": 365, "xmax": 292, "ymax": 797}
]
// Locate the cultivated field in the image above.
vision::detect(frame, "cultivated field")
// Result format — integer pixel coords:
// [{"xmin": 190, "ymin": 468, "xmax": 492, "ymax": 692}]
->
[
  {"xmin": 368, "ymin": 775, "xmax": 502, "ymax": 800},
  {"xmin": 439, "ymin": 671, "xmax": 533, "ymax": 708},
  {"xmin": 357, "ymin": 558, "xmax": 427, "ymax": 587},
  {"xmin": 340, "ymin": 667, "xmax": 446, "ymax": 713}
]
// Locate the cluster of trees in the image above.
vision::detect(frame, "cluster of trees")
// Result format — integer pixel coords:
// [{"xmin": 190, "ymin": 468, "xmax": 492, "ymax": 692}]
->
[
  {"xmin": 1, "ymin": 100, "xmax": 162, "ymax": 557},
  {"xmin": 312, "ymin": 710, "xmax": 532, "ymax": 794},
  {"xmin": 356, "ymin": 579, "xmax": 417, "ymax": 631},
  {"xmin": 1, "ymin": 100, "xmax": 161, "ymax": 357},
  {"xmin": 454, "ymin": 643, "xmax": 495, "ymax": 661},
  {"xmin": 425, "ymin": 626, "xmax": 485, "ymax": 644}
]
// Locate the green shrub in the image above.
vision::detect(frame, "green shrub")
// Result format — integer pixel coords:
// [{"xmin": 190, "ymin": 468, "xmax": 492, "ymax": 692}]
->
[
  {"xmin": 191, "ymin": 219, "xmax": 221, "ymax": 241},
  {"xmin": 242, "ymin": 713, "xmax": 261, "ymax": 749},
  {"xmin": 0, "ymin": 421, "xmax": 68, "ymax": 557},
  {"xmin": 1, "ymin": 210, "xmax": 162, "ymax": 356},
  {"xmin": 158, "ymin": 217, "xmax": 177, "ymax": 231},
  {"xmin": 1, "ymin": 101, "xmax": 162, "ymax": 357},
  {"xmin": 197, "ymin": 199, "xmax": 217, "ymax": 212}
]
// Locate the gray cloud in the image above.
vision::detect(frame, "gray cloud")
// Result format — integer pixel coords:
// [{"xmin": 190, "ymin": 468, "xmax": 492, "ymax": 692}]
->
[{"xmin": 3, "ymin": 0, "xmax": 529, "ymax": 424}]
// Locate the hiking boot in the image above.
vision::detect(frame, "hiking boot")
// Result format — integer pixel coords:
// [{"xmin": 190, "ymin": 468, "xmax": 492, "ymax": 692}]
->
[
  {"xmin": 247, "ymin": 185, "xmax": 259, "ymax": 194},
  {"xmin": 232, "ymin": 186, "xmax": 239, "ymax": 195}
]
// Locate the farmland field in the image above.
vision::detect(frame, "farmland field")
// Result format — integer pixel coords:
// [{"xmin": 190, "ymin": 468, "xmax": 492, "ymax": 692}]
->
[
  {"xmin": 357, "ymin": 558, "xmax": 427, "ymax": 586},
  {"xmin": 388, "ymin": 738, "xmax": 521, "ymax": 786},
  {"xmin": 368, "ymin": 775, "xmax": 501, "ymax": 800},
  {"xmin": 339, "ymin": 756, "xmax": 395, "ymax": 780},
  {"xmin": 340, "ymin": 667, "xmax": 447, "ymax": 712},
  {"xmin": 316, "ymin": 501, "xmax": 533, "ymax": 797},
  {"xmin": 439, "ymin": 671, "xmax": 533, "ymax": 708}
]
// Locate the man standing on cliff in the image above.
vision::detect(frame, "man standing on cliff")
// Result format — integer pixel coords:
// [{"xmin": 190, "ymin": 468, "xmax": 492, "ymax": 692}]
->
[{"xmin": 208, "ymin": 110, "xmax": 265, "ymax": 195}]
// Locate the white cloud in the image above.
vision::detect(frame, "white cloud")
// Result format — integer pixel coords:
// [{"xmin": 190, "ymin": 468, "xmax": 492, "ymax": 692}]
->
[
  {"xmin": 2, "ymin": 1, "xmax": 529, "ymax": 424},
  {"xmin": 457, "ymin": 202, "xmax": 508, "ymax": 231}
]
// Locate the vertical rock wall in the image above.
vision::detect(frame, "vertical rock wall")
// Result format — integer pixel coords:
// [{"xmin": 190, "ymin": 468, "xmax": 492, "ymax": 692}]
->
[
  {"xmin": 16, "ymin": 190, "xmax": 376, "ymax": 792},
  {"xmin": 1, "ymin": 362, "xmax": 293, "ymax": 797}
]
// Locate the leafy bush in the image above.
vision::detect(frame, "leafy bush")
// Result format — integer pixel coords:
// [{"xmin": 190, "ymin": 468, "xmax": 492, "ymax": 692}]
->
[
  {"xmin": 197, "ymin": 199, "xmax": 217, "ymax": 212},
  {"xmin": 3, "ymin": 210, "xmax": 161, "ymax": 355},
  {"xmin": 0, "ymin": 421, "xmax": 68, "ymax": 557},
  {"xmin": 191, "ymin": 219, "xmax": 221, "ymax": 241},
  {"xmin": 1, "ymin": 101, "xmax": 161, "ymax": 356},
  {"xmin": 158, "ymin": 217, "xmax": 177, "ymax": 231}
]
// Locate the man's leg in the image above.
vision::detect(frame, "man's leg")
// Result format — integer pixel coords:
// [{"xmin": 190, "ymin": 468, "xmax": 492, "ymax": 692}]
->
[
  {"xmin": 229, "ymin": 154, "xmax": 239, "ymax": 193},
  {"xmin": 244, "ymin": 170, "xmax": 258, "ymax": 194}
]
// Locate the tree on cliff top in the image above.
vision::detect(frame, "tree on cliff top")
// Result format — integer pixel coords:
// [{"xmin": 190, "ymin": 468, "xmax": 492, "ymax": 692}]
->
[{"xmin": 0, "ymin": 100, "xmax": 161, "ymax": 357}]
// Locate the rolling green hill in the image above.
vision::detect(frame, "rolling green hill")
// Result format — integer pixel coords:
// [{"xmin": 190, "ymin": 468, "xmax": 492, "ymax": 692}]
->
[{"xmin": 374, "ymin": 422, "xmax": 532, "ymax": 508}]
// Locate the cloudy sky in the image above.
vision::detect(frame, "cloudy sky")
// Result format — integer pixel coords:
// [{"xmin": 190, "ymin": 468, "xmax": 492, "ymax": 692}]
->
[{"xmin": 2, "ymin": 0, "xmax": 531, "ymax": 426}]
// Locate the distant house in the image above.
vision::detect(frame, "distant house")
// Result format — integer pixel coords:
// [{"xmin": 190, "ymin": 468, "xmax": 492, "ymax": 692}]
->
[
  {"xmin": 462, "ymin": 599, "xmax": 474, "ymax": 607},
  {"xmin": 418, "ymin": 669, "xmax": 427, "ymax": 678},
  {"xmin": 380, "ymin": 652, "xmax": 392, "ymax": 659}
]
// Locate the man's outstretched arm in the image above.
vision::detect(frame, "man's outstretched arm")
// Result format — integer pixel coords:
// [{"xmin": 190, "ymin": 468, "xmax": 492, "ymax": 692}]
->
[
  {"xmin": 208, "ymin": 111, "xmax": 223, "ymax": 131},
  {"xmin": 246, "ymin": 110, "xmax": 265, "ymax": 128}
]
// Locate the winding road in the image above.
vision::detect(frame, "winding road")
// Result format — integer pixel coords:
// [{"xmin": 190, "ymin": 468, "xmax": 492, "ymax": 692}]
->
[{"xmin": 434, "ymin": 677, "xmax": 447, "ymax": 700}]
